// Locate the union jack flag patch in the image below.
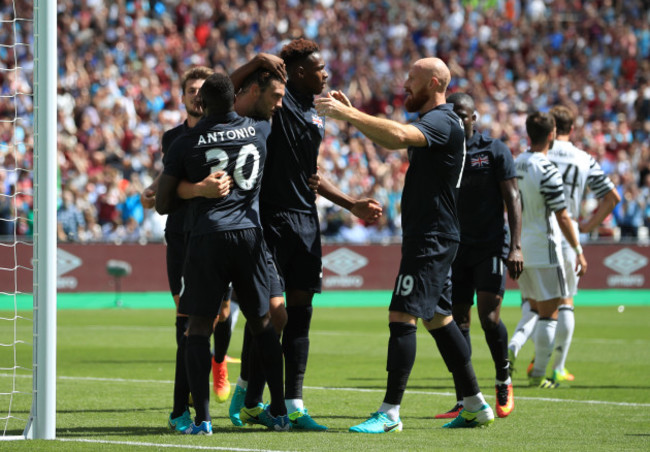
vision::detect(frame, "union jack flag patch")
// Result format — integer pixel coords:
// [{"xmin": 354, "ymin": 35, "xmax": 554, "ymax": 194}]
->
[
  {"xmin": 470, "ymin": 153, "xmax": 490, "ymax": 168},
  {"xmin": 312, "ymin": 115, "xmax": 324, "ymax": 128}
]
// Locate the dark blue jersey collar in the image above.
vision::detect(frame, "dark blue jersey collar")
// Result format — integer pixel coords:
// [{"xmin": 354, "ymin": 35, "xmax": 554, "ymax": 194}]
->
[
  {"xmin": 201, "ymin": 110, "xmax": 239, "ymax": 124},
  {"xmin": 417, "ymin": 102, "xmax": 453, "ymax": 118}
]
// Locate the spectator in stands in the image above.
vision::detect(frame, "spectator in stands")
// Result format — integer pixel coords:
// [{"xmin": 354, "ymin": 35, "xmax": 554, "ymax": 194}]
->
[
  {"xmin": 3, "ymin": 0, "xmax": 650, "ymax": 244},
  {"xmin": 57, "ymin": 189, "xmax": 86, "ymax": 242}
]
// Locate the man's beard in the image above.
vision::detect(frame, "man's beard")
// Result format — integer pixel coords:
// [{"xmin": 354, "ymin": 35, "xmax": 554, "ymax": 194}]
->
[
  {"xmin": 404, "ymin": 89, "xmax": 428, "ymax": 113},
  {"xmin": 187, "ymin": 108, "xmax": 203, "ymax": 118}
]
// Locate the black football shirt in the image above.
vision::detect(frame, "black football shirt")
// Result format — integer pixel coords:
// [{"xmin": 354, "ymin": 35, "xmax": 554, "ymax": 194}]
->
[
  {"xmin": 260, "ymin": 82, "xmax": 325, "ymax": 215},
  {"xmin": 457, "ymin": 130, "xmax": 516, "ymax": 248},
  {"xmin": 163, "ymin": 111, "xmax": 272, "ymax": 235},
  {"xmin": 402, "ymin": 103, "xmax": 465, "ymax": 240}
]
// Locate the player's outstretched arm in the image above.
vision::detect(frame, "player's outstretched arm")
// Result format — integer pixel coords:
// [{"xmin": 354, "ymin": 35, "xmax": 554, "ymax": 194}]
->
[
  {"xmin": 317, "ymin": 174, "xmax": 382, "ymax": 223},
  {"xmin": 177, "ymin": 171, "xmax": 233, "ymax": 199},
  {"xmin": 579, "ymin": 188, "xmax": 621, "ymax": 233},
  {"xmin": 555, "ymin": 208, "xmax": 587, "ymax": 277},
  {"xmin": 230, "ymin": 53, "xmax": 286, "ymax": 92},
  {"xmin": 500, "ymin": 177, "xmax": 523, "ymax": 279},
  {"xmin": 315, "ymin": 92, "xmax": 426, "ymax": 150}
]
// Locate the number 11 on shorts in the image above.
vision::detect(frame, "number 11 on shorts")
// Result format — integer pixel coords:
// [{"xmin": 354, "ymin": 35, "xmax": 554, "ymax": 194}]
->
[{"xmin": 395, "ymin": 274, "xmax": 414, "ymax": 296}]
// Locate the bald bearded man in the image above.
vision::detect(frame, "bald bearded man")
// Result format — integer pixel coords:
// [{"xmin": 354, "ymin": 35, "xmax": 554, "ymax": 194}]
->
[{"xmin": 316, "ymin": 58, "xmax": 494, "ymax": 432}]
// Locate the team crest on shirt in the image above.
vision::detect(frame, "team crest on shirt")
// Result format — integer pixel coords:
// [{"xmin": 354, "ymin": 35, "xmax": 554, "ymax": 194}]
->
[
  {"xmin": 312, "ymin": 115, "xmax": 324, "ymax": 128},
  {"xmin": 470, "ymin": 153, "xmax": 490, "ymax": 168}
]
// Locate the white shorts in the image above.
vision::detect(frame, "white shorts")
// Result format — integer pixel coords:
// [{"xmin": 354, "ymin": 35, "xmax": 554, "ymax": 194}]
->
[
  {"xmin": 561, "ymin": 244, "xmax": 579, "ymax": 297},
  {"xmin": 518, "ymin": 265, "xmax": 568, "ymax": 302}
]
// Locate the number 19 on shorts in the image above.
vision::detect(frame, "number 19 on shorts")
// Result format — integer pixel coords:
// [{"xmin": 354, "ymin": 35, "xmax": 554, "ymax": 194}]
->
[{"xmin": 394, "ymin": 274, "xmax": 414, "ymax": 296}]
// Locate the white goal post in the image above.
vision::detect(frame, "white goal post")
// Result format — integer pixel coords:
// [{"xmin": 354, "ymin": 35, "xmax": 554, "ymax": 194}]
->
[
  {"xmin": 0, "ymin": 0, "xmax": 57, "ymax": 441},
  {"xmin": 28, "ymin": 0, "xmax": 57, "ymax": 441}
]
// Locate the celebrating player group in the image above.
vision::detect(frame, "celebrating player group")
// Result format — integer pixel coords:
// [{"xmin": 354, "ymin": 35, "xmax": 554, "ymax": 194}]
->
[{"xmin": 142, "ymin": 37, "xmax": 619, "ymax": 435}]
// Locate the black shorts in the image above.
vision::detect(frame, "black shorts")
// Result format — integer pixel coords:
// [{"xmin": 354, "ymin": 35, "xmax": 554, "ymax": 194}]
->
[
  {"xmin": 266, "ymin": 248, "xmax": 285, "ymax": 298},
  {"xmin": 451, "ymin": 244, "xmax": 506, "ymax": 305},
  {"xmin": 179, "ymin": 228, "xmax": 270, "ymax": 320},
  {"xmin": 389, "ymin": 235, "xmax": 458, "ymax": 321},
  {"xmin": 262, "ymin": 210, "xmax": 322, "ymax": 294},
  {"xmin": 231, "ymin": 250, "xmax": 281, "ymax": 302},
  {"xmin": 165, "ymin": 230, "xmax": 186, "ymax": 296}
]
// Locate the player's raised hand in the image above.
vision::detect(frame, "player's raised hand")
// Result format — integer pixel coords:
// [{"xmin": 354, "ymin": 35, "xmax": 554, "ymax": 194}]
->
[
  {"xmin": 315, "ymin": 92, "xmax": 351, "ymax": 120},
  {"xmin": 505, "ymin": 248, "xmax": 524, "ymax": 280},
  {"xmin": 199, "ymin": 171, "xmax": 234, "ymax": 198},
  {"xmin": 255, "ymin": 53, "xmax": 286, "ymax": 83},
  {"xmin": 330, "ymin": 90, "xmax": 352, "ymax": 107},
  {"xmin": 350, "ymin": 198, "xmax": 383, "ymax": 223}
]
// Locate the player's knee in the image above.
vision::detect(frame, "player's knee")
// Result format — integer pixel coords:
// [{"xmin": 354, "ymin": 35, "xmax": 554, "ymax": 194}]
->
[
  {"xmin": 479, "ymin": 311, "xmax": 500, "ymax": 331},
  {"xmin": 218, "ymin": 299, "xmax": 231, "ymax": 320},
  {"xmin": 285, "ymin": 305, "xmax": 313, "ymax": 336},
  {"xmin": 270, "ymin": 298, "xmax": 287, "ymax": 333},
  {"xmin": 247, "ymin": 312, "xmax": 272, "ymax": 335},
  {"xmin": 187, "ymin": 316, "xmax": 214, "ymax": 337}
]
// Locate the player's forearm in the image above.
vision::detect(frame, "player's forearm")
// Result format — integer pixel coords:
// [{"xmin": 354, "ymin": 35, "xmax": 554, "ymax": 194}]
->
[
  {"xmin": 345, "ymin": 108, "xmax": 417, "ymax": 150},
  {"xmin": 148, "ymin": 172, "xmax": 161, "ymax": 194},
  {"xmin": 230, "ymin": 58, "xmax": 262, "ymax": 92},
  {"xmin": 507, "ymin": 212, "xmax": 522, "ymax": 251},
  {"xmin": 177, "ymin": 179, "xmax": 204, "ymax": 200},
  {"xmin": 317, "ymin": 176, "xmax": 354, "ymax": 210},
  {"xmin": 555, "ymin": 209, "xmax": 581, "ymax": 250},
  {"xmin": 581, "ymin": 189, "xmax": 621, "ymax": 233},
  {"xmin": 502, "ymin": 179, "xmax": 522, "ymax": 250}
]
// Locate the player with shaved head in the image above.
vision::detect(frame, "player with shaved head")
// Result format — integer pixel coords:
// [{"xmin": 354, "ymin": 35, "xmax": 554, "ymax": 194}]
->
[{"xmin": 316, "ymin": 58, "xmax": 494, "ymax": 432}]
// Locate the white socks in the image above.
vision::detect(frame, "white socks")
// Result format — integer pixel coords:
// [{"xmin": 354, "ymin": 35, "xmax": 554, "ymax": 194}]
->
[
  {"xmin": 463, "ymin": 392, "xmax": 487, "ymax": 412},
  {"xmin": 286, "ymin": 399, "xmax": 304, "ymax": 413},
  {"xmin": 379, "ymin": 402, "xmax": 401, "ymax": 421},
  {"xmin": 553, "ymin": 305, "xmax": 575, "ymax": 372},
  {"xmin": 508, "ymin": 300, "xmax": 538, "ymax": 357},
  {"xmin": 532, "ymin": 319, "xmax": 557, "ymax": 378}
]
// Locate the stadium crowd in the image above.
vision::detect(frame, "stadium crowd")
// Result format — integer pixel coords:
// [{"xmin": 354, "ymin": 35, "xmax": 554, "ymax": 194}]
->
[{"xmin": 1, "ymin": 0, "xmax": 650, "ymax": 243}]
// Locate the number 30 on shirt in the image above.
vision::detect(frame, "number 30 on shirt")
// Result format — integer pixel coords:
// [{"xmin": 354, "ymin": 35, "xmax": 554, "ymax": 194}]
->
[{"xmin": 205, "ymin": 144, "xmax": 261, "ymax": 190}]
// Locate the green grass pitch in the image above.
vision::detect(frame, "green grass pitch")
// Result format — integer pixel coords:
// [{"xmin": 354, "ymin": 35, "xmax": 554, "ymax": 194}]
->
[{"xmin": 1, "ymin": 304, "xmax": 649, "ymax": 451}]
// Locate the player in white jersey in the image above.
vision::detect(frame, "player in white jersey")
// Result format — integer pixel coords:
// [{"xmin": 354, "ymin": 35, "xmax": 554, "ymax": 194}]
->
[
  {"xmin": 508, "ymin": 106, "xmax": 619, "ymax": 384},
  {"xmin": 513, "ymin": 111, "xmax": 587, "ymax": 388}
]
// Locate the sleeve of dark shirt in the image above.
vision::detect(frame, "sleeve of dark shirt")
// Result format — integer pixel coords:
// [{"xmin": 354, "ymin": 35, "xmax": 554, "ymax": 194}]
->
[
  {"xmin": 495, "ymin": 139, "xmax": 517, "ymax": 181},
  {"xmin": 412, "ymin": 110, "xmax": 454, "ymax": 149}
]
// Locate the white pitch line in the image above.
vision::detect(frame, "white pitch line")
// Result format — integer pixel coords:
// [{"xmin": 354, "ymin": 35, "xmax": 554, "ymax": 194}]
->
[
  {"xmin": 57, "ymin": 438, "xmax": 294, "ymax": 452},
  {"xmin": 52, "ymin": 375, "xmax": 650, "ymax": 408}
]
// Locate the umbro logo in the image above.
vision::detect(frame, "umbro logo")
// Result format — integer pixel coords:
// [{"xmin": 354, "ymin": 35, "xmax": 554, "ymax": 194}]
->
[
  {"xmin": 603, "ymin": 248, "xmax": 647, "ymax": 275},
  {"xmin": 322, "ymin": 248, "xmax": 368, "ymax": 276}
]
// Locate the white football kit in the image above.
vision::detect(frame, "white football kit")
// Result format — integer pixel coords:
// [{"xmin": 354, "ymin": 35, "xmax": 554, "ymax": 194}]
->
[
  {"xmin": 515, "ymin": 150, "xmax": 568, "ymax": 301},
  {"xmin": 547, "ymin": 140, "xmax": 615, "ymax": 295}
]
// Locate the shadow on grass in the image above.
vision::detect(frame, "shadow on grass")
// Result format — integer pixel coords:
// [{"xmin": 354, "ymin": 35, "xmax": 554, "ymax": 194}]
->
[
  {"xmin": 57, "ymin": 426, "xmax": 170, "ymax": 437},
  {"xmin": 56, "ymin": 407, "xmax": 169, "ymax": 415},
  {"xmin": 78, "ymin": 359, "xmax": 173, "ymax": 365},
  {"xmin": 56, "ymin": 425, "xmax": 286, "ymax": 437}
]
